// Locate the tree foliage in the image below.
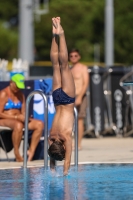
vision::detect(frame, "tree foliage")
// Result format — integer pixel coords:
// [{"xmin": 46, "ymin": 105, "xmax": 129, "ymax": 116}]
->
[
  {"xmin": 0, "ymin": 22, "xmax": 18, "ymax": 60},
  {"xmin": 0, "ymin": 0, "xmax": 18, "ymax": 60},
  {"xmin": 35, "ymin": 0, "xmax": 104, "ymax": 62},
  {"xmin": 114, "ymin": 0, "xmax": 133, "ymax": 64},
  {"xmin": 1, "ymin": 0, "xmax": 133, "ymax": 65}
]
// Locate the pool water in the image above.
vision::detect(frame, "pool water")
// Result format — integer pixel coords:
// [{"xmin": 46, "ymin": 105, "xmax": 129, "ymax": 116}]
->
[{"xmin": 0, "ymin": 164, "xmax": 133, "ymax": 200}]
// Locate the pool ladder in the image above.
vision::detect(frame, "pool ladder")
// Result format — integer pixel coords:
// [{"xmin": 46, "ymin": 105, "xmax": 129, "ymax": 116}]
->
[{"xmin": 23, "ymin": 90, "xmax": 78, "ymax": 170}]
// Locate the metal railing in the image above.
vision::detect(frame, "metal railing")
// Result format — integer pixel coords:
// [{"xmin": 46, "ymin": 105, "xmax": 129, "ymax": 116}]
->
[
  {"xmin": 23, "ymin": 90, "xmax": 48, "ymax": 169},
  {"xmin": 119, "ymin": 70, "xmax": 133, "ymax": 137},
  {"xmin": 119, "ymin": 70, "xmax": 133, "ymax": 87},
  {"xmin": 74, "ymin": 107, "xmax": 78, "ymax": 167},
  {"xmin": 23, "ymin": 90, "xmax": 78, "ymax": 169}
]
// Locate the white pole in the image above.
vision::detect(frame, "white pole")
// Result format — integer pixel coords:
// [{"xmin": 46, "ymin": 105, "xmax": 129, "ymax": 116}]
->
[
  {"xmin": 105, "ymin": 0, "xmax": 114, "ymax": 67},
  {"xmin": 19, "ymin": 0, "xmax": 34, "ymax": 64}
]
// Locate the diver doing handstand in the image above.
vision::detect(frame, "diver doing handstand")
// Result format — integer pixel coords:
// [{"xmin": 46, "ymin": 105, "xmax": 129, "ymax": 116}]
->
[{"xmin": 48, "ymin": 17, "xmax": 75, "ymax": 176}]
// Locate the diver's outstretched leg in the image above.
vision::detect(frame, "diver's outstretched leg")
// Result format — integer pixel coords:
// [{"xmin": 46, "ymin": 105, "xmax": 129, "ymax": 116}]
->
[
  {"xmin": 56, "ymin": 17, "xmax": 75, "ymax": 98},
  {"xmin": 50, "ymin": 17, "xmax": 61, "ymax": 91}
]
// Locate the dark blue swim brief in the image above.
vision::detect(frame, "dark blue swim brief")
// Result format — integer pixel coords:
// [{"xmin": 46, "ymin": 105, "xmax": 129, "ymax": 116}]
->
[{"xmin": 52, "ymin": 88, "xmax": 75, "ymax": 106}]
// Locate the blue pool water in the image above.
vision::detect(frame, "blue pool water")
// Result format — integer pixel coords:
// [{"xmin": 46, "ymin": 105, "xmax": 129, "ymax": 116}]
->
[{"xmin": 0, "ymin": 164, "xmax": 133, "ymax": 200}]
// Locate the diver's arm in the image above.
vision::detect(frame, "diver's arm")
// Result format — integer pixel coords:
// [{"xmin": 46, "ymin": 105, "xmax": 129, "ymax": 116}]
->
[
  {"xmin": 50, "ymin": 157, "xmax": 56, "ymax": 171},
  {"xmin": 63, "ymin": 136, "xmax": 72, "ymax": 176}
]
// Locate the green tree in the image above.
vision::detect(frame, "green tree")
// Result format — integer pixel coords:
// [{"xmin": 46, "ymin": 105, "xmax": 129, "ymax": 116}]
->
[
  {"xmin": 35, "ymin": 0, "xmax": 104, "ymax": 62},
  {"xmin": 0, "ymin": 22, "xmax": 18, "ymax": 60},
  {"xmin": 1, "ymin": 0, "xmax": 133, "ymax": 65},
  {"xmin": 114, "ymin": 0, "xmax": 133, "ymax": 65},
  {"xmin": 35, "ymin": 0, "xmax": 133, "ymax": 64},
  {"xmin": 0, "ymin": 0, "xmax": 18, "ymax": 60}
]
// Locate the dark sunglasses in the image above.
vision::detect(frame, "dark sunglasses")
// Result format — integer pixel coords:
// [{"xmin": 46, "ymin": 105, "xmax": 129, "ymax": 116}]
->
[{"xmin": 69, "ymin": 54, "xmax": 78, "ymax": 58}]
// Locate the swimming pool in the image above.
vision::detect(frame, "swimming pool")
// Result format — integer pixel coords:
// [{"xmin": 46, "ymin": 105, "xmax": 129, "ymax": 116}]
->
[{"xmin": 0, "ymin": 164, "xmax": 133, "ymax": 200}]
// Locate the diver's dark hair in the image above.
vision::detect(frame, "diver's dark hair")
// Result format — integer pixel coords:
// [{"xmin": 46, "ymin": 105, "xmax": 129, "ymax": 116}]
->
[
  {"xmin": 48, "ymin": 141, "xmax": 65, "ymax": 161},
  {"xmin": 69, "ymin": 48, "xmax": 80, "ymax": 55}
]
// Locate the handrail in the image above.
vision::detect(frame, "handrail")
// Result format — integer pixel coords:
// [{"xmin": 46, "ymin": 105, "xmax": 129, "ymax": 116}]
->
[
  {"xmin": 119, "ymin": 70, "xmax": 133, "ymax": 87},
  {"xmin": 74, "ymin": 107, "xmax": 78, "ymax": 167},
  {"xmin": 23, "ymin": 92, "xmax": 78, "ymax": 170},
  {"xmin": 23, "ymin": 90, "xmax": 48, "ymax": 169}
]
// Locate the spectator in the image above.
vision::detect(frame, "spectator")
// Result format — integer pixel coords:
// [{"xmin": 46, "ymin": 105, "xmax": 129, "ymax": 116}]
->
[
  {"xmin": 69, "ymin": 49, "xmax": 89, "ymax": 150},
  {"xmin": 0, "ymin": 73, "xmax": 44, "ymax": 162}
]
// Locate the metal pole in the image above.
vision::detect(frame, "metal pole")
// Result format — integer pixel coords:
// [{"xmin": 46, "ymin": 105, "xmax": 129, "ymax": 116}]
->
[
  {"xmin": 105, "ymin": 0, "xmax": 114, "ymax": 67},
  {"xmin": 74, "ymin": 107, "xmax": 78, "ymax": 167},
  {"xmin": 23, "ymin": 95, "xmax": 30, "ymax": 167},
  {"xmin": 105, "ymin": 0, "xmax": 114, "ymax": 132},
  {"xmin": 43, "ymin": 92, "xmax": 48, "ymax": 170},
  {"xmin": 23, "ymin": 90, "xmax": 48, "ymax": 169},
  {"xmin": 94, "ymin": 43, "xmax": 100, "ymax": 63},
  {"xmin": 19, "ymin": 0, "xmax": 34, "ymax": 64}
]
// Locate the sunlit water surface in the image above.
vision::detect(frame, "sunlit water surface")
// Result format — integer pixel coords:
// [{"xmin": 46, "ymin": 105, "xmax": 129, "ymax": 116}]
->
[{"xmin": 0, "ymin": 164, "xmax": 133, "ymax": 200}]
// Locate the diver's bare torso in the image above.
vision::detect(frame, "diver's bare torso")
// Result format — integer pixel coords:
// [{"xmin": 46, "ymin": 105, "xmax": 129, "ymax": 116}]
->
[{"xmin": 49, "ymin": 104, "xmax": 74, "ymax": 142}]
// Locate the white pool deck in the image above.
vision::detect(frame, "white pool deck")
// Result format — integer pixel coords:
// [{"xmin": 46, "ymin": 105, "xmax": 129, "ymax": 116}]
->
[{"xmin": 0, "ymin": 137, "xmax": 133, "ymax": 169}]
